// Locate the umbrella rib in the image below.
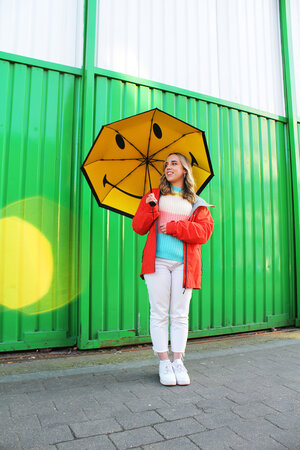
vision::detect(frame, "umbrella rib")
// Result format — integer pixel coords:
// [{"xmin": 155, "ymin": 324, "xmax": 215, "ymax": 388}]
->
[
  {"xmin": 106, "ymin": 126, "xmax": 145, "ymax": 158},
  {"xmin": 148, "ymin": 161, "xmax": 163, "ymax": 177},
  {"xmin": 104, "ymin": 161, "xmax": 146, "ymax": 199},
  {"xmin": 84, "ymin": 158, "xmax": 144, "ymax": 166},
  {"xmin": 146, "ymin": 110, "xmax": 155, "ymax": 159},
  {"xmin": 150, "ymin": 131, "xmax": 199, "ymax": 158}
]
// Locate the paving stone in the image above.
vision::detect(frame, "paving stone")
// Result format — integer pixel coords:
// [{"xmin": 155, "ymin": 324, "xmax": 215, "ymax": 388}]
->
[
  {"xmin": 56, "ymin": 435, "xmax": 115, "ymax": 449},
  {"xmin": 125, "ymin": 397, "xmax": 170, "ymax": 412},
  {"xmin": 10, "ymin": 400, "xmax": 56, "ymax": 418},
  {"xmin": 121, "ymin": 385, "xmax": 167, "ymax": 400},
  {"xmin": 194, "ymin": 385, "xmax": 234, "ymax": 400},
  {"xmin": 262, "ymin": 395, "xmax": 300, "ymax": 413},
  {"xmin": 69, "ymin": 418, "xmax": 121, "ymax": 438},
  {"xmin": 143, "ymin": 437, "xmax": 199, "ymax": 449},
  {"xmin": 195, "ymin": 366, "xmax": 235, "ymax": 380},
  {"xmin": 24, "ymin": 446, "xmax": 57, "ymax": 450},
  {"xmin": 104, "ymin": 380, "xmax": 146, "ymax": 394},
  {"xmin": 228, "ymin": 417, "xmax": 283, "ymax": 440},
  {"xmin": 0, "ymin": 405, "xmax": 13, "ymax": 427},
  {"xmin": 0, "ymin": 430, "xmax": 21, "ymax": 450},
  {"xmin": 27, "ymin": 446, "xmax": 57, "ymax": 449},
  {"xmin": 154, "ymin": 417, "xmax": 205, "ymax": 439},
  {"xmin": 0, "ymin": 416, "xmax": 15, "ymax": 433},
  {"xmin": 83, "ymin": 401, "xmax": 130, "ymax": 420},
  {"xmin": 113, "ymin": 369, "xmax": 149, "ymax": 383},
  {"xmin": 0, "ymin": 380, "xmax": 45, "ymax": 394},
  {"xmin": 93, "ymin": 388, "xmax": 138, "ymax": 403},
  {"xmin": 230, "ymin": 436, "xmax": 288, "ymax": 449},
  {"xmin": 1, "ymin": 392, "xmax": 32, "ymax": 406},
  {"xmin": 0, "ymin": 404, "xmax": 10, "ymax": 415},
  {"xmin": 28, "ymin": 386, "xmax": 94, "ymax": 403},
  {"xmin": 194, "ymin": 410, "xmax": 243, "ymax": 430},
  {"xmin": 91, "ymin": 373, "xmax": 119, "ymax": 384},
  {"xmin": 161, "ymin": 392, "xmax": 204, "ymax": 406},
  {"xmin": 156, "ymin": 404, "xmax": 200, "ymax": 421},
  {"xmin": 38, "ymin": 409, "xmax": 88, "ymax": 427},
  {"xmin": 53, "ymin": 394, "xmax": 100, "ymax": 411},
  {"xmin": 12, "ymin": 414, "xmax": 42, "ymax": 432},
  {"xmin": 17, "ymin": 425, "xmax": 73, "ymax": 448},
  {"xmin": 109, "ymin": 426, "xmax": 163, "ymax": 449},
  {"xmin": 282, "ymin": 380, "xmax": 300, "ymax": 393},
  {"xmin": 225, "ymin": 389, "xmax": 268, "ymax": 405},
  {"xmin": 232, "ymin": 401, "xmax": 277, "ymax": 419},
  {"xmin": 43, "ymin": 374, "xmax": 94, "ymax": 391},
  {"xmin": 270, "ymin": 429, "xmax": 300, "ymax": 449},
  {"xmin": 195, "ymin": 397, "xmax": 236, "ymax": 412},
  {"xmin": 115, "ymin": 410, "xmax": 164, "ymax": 429},
  {"xmin": 266, "ymin": 411, "xmax": 300, "ymax": 431},
  {"xmin": 189, "ymin": 426, "xmax": 247, "ymax": 449},
  {"xmin": 259, "ymin": 383, "xmax": 298, "ymax": 398}
]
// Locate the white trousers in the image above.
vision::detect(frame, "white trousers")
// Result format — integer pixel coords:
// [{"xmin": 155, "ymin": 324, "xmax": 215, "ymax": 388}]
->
[{"xmin": 144, "ymin": 258, "xmax": 193, "ymax": 354}]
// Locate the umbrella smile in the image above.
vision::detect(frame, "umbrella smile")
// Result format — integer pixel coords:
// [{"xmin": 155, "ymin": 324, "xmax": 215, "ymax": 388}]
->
[{"xmin": 103, "ymin": 174, "xmax": 143, "ymax": 199}]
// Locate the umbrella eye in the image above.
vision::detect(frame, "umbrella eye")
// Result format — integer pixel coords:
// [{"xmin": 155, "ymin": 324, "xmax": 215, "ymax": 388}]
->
[
  {"xmin": 153, "ymin": 123, "xmax": 162, "ymax": 139},
  {"xmin": 115, "ymin": 134, "xmax": 125, "ymax": 149}
]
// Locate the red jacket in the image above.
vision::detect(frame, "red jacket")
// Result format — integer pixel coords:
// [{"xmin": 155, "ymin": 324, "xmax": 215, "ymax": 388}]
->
[{"xmin": 132, "ymin": 188, "xmax": 214, "ymax": 289}]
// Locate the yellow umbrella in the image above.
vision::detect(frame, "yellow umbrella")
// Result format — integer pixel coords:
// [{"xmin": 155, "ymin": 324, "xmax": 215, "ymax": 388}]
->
[{"xmin": 81, "ymin": 108, "xmax": 213, "ymax": 218}]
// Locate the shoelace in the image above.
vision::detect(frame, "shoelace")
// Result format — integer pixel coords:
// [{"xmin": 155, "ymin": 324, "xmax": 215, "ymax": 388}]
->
[
  {"xmin": 163, "ymin": 364, "xmax": 173, "ymax": 374},
  {"xmin": 173, "ymin": 363, "xmax": 187, "ymax": 373}
]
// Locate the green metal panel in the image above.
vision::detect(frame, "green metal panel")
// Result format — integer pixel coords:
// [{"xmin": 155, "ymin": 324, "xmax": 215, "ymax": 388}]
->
[
  {"xmin": 0, "ymin": 60, "xmax": 81, "ymax": 351},
  {"xmin": 296, "ymin": 120, "xmax": 300, "ymax": 326},
  {"xmin": 77, "ymin": 74, "xmax": 295, "ymax": 349},
  {"xmin": 279, "ymin": 0, "xmax": 300, "ymax": 326}
]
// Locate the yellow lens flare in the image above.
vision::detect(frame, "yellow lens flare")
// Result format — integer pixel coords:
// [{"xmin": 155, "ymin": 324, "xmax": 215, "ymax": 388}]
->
[
  {"xmin": 0, "ymin": 217, "xmax": 53, "ymax": 309},
  {"xmin": 0, "ymin": 197, "xmax": 80, "ymax": 315}
]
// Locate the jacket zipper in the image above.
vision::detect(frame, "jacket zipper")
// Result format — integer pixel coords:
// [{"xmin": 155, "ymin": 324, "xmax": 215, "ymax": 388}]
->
[
  {"xmin": 183, "ymin": 210, "xmax": 197, "ymax": 293},
  {"xmin": 183, "ymin": 243, "xmax": 187, "ymax": 294}
]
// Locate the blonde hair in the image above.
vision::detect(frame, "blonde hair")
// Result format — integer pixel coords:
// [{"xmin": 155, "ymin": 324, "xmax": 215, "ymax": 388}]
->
[{"xmin": 160, "ymin": 153, "xmax": 196, "ymax": 204}]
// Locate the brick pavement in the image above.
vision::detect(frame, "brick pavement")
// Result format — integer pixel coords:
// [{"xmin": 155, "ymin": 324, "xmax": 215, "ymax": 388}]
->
[{"xmin": 1, "ymin": 330, "xmax": 300, "ymax": 449}]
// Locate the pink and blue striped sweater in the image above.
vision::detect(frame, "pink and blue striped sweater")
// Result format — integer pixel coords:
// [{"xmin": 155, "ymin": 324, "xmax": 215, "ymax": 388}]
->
[{"xmin": 156, "ymin": 185, "xmax": 192, "ymax": 262}]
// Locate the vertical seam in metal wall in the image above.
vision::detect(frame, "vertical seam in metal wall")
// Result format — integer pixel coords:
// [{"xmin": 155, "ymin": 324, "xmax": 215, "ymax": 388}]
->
[
  {"xmin": 78, "ymin": 0, "xmax": 97, "ymax": 347},
  {"xmin": 258, "ymin": 117, "xmax": 266, "ymax": 323},
  {"xmin": 279, "ymin": 0, "xmax": 300, "ymax": 323},
  {"xmin": 229, "ymin": 109, "xmax": 236, "ymax": 326}
]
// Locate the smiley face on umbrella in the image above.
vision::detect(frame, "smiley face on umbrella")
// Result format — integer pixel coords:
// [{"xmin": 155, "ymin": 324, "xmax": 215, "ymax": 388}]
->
[{"xmin": 81, "ymin": 108, "xmax": 213, "ymax": 218}]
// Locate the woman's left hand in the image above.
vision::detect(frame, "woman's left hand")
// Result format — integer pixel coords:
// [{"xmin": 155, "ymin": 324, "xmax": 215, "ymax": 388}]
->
[{"xmin": 160, "ymin": 223, "xmax": 167, "ymax": 234}]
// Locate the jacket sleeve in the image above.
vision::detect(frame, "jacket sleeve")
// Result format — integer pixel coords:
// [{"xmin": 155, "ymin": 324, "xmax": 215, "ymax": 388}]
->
[
  {"xmin": 132, "ymin": 192, "xmax": 160, "ymax": 236},
  {"xmin": 166, "ymin": 206, "xmax": 214, "ymax": 244}
]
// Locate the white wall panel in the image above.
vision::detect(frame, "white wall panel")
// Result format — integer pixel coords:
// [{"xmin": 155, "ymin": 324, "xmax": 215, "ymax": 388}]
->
[
  {"xmin": 96, "ymin": 0, "xmax": 285, "ymax": 115},
  {"xmin": 290, "ymin": 0, "xmax": 300, "ymax": 117},
  {"xmin": 0, "ymin": 0, "xmax": 84, "ymax": 67}
]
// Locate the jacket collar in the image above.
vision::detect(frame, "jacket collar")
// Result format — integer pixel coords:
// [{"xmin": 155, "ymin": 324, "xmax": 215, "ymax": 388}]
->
[{"xmin": 189, "ymin": 196, "xmax": 214, "ymax": 218}]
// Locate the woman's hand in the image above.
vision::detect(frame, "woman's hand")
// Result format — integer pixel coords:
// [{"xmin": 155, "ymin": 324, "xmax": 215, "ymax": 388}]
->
[
  {"xmin": 145, "ymin": 193, "xmax": 157, "ymax": 205},
  {"xmin": 159, "ymin": 223, "xmax": 167, "ymax": 234}
]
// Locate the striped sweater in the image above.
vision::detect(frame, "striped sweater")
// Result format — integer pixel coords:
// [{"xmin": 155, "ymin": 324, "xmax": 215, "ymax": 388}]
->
[{"xmin": 156, "ymin": 185, "xmax": 192, "ymax": 262}]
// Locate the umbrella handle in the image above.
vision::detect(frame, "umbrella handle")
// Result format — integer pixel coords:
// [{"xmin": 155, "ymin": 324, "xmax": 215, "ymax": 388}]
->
[{"xmin": 149, "ymin": 201, "xmax": 156, "ymax": 207}]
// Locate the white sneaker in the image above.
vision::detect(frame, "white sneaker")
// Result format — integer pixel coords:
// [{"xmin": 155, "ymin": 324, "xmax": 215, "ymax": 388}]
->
[
  {"xmin": 159, "ymin": 360, "xmax": 176, "ymax": 386},
  {"xmin": 172, "ymin": 359, "xmax": 190, "ymax": 385}
]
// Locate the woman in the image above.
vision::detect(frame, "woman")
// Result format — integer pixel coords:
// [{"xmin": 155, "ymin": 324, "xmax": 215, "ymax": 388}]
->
[{"xmin": 132, "ymin": 153, "xmax": 214, "ymax": 386}]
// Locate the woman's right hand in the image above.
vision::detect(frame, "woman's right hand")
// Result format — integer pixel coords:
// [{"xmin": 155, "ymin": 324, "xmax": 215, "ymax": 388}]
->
[{"xmin": 145, "ymin": 193, "xmax": 157, "ymax": 205}]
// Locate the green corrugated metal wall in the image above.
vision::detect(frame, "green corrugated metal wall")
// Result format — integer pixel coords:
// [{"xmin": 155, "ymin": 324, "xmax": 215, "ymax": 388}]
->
[
  {"xmin": 0, "ymin": 62, "xmax": 298, "ymax": 352},
  {"xmin": 0, "ymin": 60, "xmax": 81, "ymax": 350}
]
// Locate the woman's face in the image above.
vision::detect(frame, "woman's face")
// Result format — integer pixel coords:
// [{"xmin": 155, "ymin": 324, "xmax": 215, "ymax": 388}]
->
[{"xmin": 164, "ymin": 154, "xmax": 187, "ymax": 188}]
